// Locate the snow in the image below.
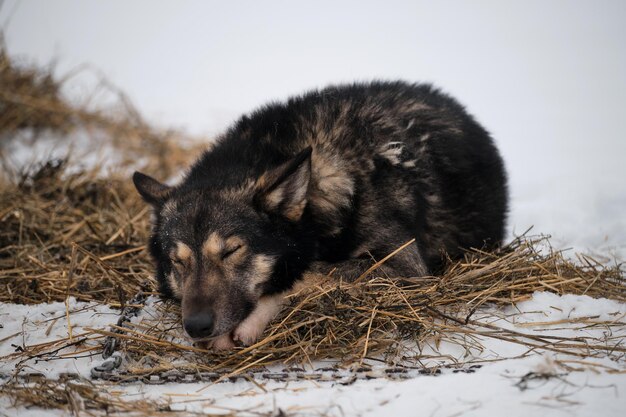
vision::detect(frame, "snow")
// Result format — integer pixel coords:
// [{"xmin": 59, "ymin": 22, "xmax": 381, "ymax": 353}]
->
[
  {"xmin": 0, "ymin": 299, "xmax": 119, "ymax": 379},
  {"xmin": 1, "ymin": 1, "xmax": 625, "ymax": 415},
  {"xmin": 1, "ymin": 292, "xmax": 625, "ymax": 416},
  {"xmin": 0, "ymin": 129, "xmax": 128, "ymax": 178},
  {"xmin": 114, "ymin": 358, "xmax": 625, "ymax": 416},
  {"xmin": 511, "ymin": 292, "xmax": 625, "ymax": 323}
]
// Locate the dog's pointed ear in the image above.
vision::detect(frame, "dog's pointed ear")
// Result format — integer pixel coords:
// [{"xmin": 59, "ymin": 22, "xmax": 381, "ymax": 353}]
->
[
  {"xmin": 133, "ymin": 171, "xmax": 171, "ymax": 206},
  {"xmin": 254, "ymin": 147, "xmax": 312, "ymax": 222}
]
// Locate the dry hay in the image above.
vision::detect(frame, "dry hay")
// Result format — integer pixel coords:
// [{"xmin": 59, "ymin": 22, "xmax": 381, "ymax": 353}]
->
[
  {"xmin": 86, "ymin": 236, "xmax": 625, "ymax": 375},
  {"xmin": 1, "ymin": 42, "xmax": 625, "ymax": 416},
  {"xmin": 0, "ymin": 378, "xmax": 176, "ymax": 417},
  {"xmin": 0, "ymin": 42, "xmax": 72, "ymax": 135},
  {"xmin": 0, "ymin": 159, "xmax": 157, "ymax": 305}
]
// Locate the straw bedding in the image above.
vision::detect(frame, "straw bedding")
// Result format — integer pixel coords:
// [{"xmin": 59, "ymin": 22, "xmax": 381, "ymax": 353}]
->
[{"xmin": 0, "ymin": 43, "xmax": 624, "ymax": 416}]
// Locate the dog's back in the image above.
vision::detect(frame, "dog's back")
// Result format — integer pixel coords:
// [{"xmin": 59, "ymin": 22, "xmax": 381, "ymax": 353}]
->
[{"xmin": 186, "ymin": 81, "xmax": 507, "ymax": 274}]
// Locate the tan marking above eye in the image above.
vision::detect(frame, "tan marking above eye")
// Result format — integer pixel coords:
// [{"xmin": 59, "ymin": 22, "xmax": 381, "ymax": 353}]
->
[
  {"xmin": 202, "ymin": 232, "xmax": 224, "ymax": 258},
  {"xmin": 202, "ymin": 233, "xmax": 247, "ymax": 261},
  {"xmin": 173, "ymin": 241, "xmax": 193, "ymax": 264}
]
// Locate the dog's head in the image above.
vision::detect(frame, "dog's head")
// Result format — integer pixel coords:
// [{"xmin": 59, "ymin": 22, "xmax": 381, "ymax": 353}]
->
[{"xmin": 133, "ymin": 147, "xmax": 314, "ymax": 342}]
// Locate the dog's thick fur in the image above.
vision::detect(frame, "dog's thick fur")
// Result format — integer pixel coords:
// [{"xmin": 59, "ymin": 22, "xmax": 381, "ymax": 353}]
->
[{"xmin": 133, "ymin": 81, "xmax": 508, "ymax": 348}]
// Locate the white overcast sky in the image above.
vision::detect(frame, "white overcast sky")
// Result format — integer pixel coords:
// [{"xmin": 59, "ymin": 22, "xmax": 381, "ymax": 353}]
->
[{"xmin": 2, "ymin": 0, "xmax": 625, "ymax": 255}]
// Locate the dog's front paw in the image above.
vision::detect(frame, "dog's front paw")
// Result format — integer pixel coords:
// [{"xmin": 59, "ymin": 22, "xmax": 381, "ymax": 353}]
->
[
  {"xmin": 208, "ymin": 333, "xmax": 236, "ymax": 350},
  {"xmin": 232, "ymin": 319, "xmax": 266, "ymax": 346},
  {"xmin": 231, "ymin": 294, "xmax": 285, "ymax": 346}
]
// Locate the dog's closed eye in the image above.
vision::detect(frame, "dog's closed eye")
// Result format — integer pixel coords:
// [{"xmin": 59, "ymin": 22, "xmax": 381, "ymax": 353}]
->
[
  {"xmin": 171, "ymin": 258, "xmax": 185, "ymax": 267},
  {"xmin": 221, "ymin": 244, "xmax": 242, "ymax": 260}
]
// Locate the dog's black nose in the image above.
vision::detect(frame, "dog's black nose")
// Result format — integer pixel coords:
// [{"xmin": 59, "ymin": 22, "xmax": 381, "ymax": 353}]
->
[{"xmin": 183, "ymin": 313, "xmax": 214, "ymax": 339}]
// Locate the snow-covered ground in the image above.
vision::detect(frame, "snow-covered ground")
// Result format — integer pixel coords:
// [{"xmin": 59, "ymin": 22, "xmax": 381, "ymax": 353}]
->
[
  {"xmin": 1, "ymin": 1, "xmax": 625, "ymax": 416},
  {"xmin": 1, "ymin": 293, "xmax": 625, "ymax": 416},
  {"xmin": 1, "ymin": 130, "xmax": 127, "ymax": 178}
]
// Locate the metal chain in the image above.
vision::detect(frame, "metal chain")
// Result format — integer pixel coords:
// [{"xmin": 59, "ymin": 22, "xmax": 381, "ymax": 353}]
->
[
  {"xmin": 22, "ymin": 365, "xmax": 482, "ymax": 385},
  {"xmin": 90, "ymin": 283, "xmax": 150, "ymax": 378}
]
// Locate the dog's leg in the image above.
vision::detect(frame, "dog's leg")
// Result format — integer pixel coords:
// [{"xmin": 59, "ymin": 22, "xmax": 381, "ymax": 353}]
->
[
  {"xmin": 210, "ymin": 333, "xmax": 236, "ymax": 350},
  {"xmin": 232, "ymin": 293, "xmax": 285, "ymax": 346},
  {"xmin": 312, "ymin": 258, "xmax": 407, "ymax": 281},
  {"xmin": 312, "ymin": 240, "xmax": 428, "ymax": 281},
  {"xmin": 310, "ymin": 259, "xmax": 382, "ymax": 281},
  {"xmin": 208, "ymin": 293, "xmax": 287, "ymax": 350},
  {"xmin": 196, "ymin": 333, "xmax": 236, "ymax": 351},
  {"xmin": 382, "ymin": 240, "xmax": 429, "ymax": 277}
]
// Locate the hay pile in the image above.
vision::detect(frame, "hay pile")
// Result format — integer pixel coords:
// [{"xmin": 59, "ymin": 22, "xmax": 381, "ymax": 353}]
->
[
  {"xmin": 0, "ymin": 44, "xmax": 625, "ymax": 415},
  {"xmin": 0, "ymin": 44, "xmax": 72, "ymax": 135},
  {"xmin": 0, "ymin": 159, "xmax": 155, "ymax": 305},
  {"xmin": 0, "ymin": 379, "xmax": 175, "ymax": 417},
  {"xmin": 82, "ymin": 236, "xmax": 624, "ymax": 376}
]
